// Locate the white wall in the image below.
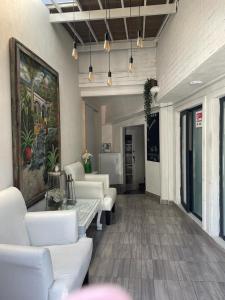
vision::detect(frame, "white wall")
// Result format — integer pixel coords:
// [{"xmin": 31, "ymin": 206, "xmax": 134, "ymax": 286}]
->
[
  {"xmin": 155, "ymin": 0, "xmax": 225, "ymax": 239},
  {"xmin": 146, "ymin": 162, "xmax": 160, "ymax": 196},
  {"xmin": 0, "ymin": 0, "xmax": 82, "ymax": 190},
  {"xmin": 172, "ymin": 78, "xmax": 225, "ymax": 237},
  {"xmin": 157, "ymin": 0, "xmax": 225, "ymax": 100}
]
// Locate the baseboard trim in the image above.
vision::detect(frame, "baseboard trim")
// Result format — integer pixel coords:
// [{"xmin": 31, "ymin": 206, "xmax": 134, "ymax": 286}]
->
[{"xmin": 145, "ymin": 191, "xmax": 160, "ymax": 200}]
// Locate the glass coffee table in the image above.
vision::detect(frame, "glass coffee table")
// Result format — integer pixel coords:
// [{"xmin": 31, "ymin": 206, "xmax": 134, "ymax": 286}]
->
[{"xmin": 46, "ymin": 197, "xmax": 103, "ymax": 237}]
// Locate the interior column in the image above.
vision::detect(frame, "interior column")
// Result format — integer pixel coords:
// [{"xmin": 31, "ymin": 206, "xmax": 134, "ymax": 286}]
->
[{"xmin": 159, "ymin": 103, "xmax": 174, "ymax": 204}]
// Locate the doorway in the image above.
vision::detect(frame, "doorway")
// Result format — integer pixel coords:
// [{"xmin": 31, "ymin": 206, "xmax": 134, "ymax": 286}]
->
[
  {"xmin": 123, "ymin": 125, "xmax": 145, "ymax": 193},
  {"xmin": 180, "ymin": 106, "xmax": 203, "ymax": 220}
]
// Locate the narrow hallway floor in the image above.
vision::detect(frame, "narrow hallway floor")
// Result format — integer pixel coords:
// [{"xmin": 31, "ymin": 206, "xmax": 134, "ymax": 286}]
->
[{"xmin": 88, "ymin": 194, "xmax": 225, "ymax": 300}]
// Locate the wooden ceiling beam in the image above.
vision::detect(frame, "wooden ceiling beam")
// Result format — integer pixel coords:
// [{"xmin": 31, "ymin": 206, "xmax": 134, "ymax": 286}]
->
[
  {"xmin": 49, "ymin": 3, "xmax": 177, "ymax": 23},
  {"xmin": 50, "ymin": 0, "xmax": 84, "ymax": 45}
]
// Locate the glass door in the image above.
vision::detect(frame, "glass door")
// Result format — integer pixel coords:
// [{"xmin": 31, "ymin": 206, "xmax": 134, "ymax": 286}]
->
[
  {"xmin": 180, "ymin": 106, "xmax": 202, "ymax": 219},
  {"xmin": 192, "ymin": 107, "xmax": 202, "ymax": 218},
  {"xmin": 220, "ymin": 97, "xmax": 225, "ymax": 238}
]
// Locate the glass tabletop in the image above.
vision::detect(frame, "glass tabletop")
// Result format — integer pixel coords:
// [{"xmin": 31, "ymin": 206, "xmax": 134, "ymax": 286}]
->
[{"xmin": 46, "ymin": 197, "xmax": 101, "ymax": 228}]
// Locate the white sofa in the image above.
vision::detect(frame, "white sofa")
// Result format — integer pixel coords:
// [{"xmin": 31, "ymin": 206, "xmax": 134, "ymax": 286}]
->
[
  {"xmin": 0, "ymin": 187, "xmax": 93, "ymax": 300},
  {"xmin": 64, "ymin": 162, "xmax": 117, "ymax": 225}
]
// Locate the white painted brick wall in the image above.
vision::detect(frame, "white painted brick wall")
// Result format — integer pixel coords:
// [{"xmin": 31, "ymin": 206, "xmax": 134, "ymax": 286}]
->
[
  {"xmin": 157, "ymin": 0, "xmax": 225, "ymax": 99},
  {"xmin": 78, "ymin": 47, "xmax": 156, "ymax": 88}
]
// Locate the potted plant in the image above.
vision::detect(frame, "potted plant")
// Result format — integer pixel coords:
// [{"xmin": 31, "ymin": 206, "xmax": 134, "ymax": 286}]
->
[
  {"xmin": 21, "ymin": 128, "xmax": 35, "ymax": 163},
  {"xmin": 82, "ymin": 150, "xmax": 93, "ymax": 173},
  {"xmin": 47, "ymin": 145, "xmax": 59, "ymax": 172}
]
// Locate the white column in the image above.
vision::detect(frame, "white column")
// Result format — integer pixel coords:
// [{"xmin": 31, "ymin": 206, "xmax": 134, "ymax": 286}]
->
[
  {"xmin": 202, "ymin": 97, "xmax": 220, "ymax": 236},
  {"xmin": 159, "ymin": 103, "xmax": 175, "ymax": 204}
]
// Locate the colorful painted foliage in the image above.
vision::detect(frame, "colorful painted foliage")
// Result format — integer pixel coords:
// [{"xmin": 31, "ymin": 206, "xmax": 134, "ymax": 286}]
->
[{"xmin": 19, "ymin": 51, "xmax": 60, "ymax": 201}]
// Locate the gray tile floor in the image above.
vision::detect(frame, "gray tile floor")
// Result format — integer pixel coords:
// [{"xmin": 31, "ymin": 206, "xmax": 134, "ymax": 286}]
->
[{"xmin": 88, "ymin": 194, "xmax": 225, "ymax": 300}]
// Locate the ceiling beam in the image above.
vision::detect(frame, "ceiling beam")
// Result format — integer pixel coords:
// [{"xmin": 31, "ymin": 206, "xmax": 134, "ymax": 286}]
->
[
  {"xmin": 49, "ymin": 3, "xmax": 177, "ymax": 23},
  {"xmin": 76, "ymin": 0, "xmax": 98, "ymax": 43},
  {"xmin": 50, "ymin": 0, "xmax": 84, "ymax": 45},
  {"xmin": 97, "ymin": 0, "xmax": 114, "ymax": 41},
  {"xmin": 121, "ymin": 0, "xmax": 128, "ymax": 40},
  {"xmin": 156, "ymin": 0, "xmax": 171, "ymax": 40},
  {"xmin": 46, "ymin": 2, "xmax": 79, "ymax": 10},
  {"xmin": 77, "ymin": 39, "xmax": 156, "ymax": 52}
]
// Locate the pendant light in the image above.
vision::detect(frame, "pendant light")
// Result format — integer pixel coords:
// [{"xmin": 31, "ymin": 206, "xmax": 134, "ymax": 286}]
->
[
  {"xmin": 128, "ymin": 0, "xmax": 134, "ymax": 72},
  {"xmin": 107, "ymin": 52, "xmax": 112, "ymax": 86},
  {"xmin": 88, "ymin": 7, "xmax": 94, "ymax": 81},
  {"xmin": 128, "ymin": 56, "xmax": 134, "ymax": 73},
  {"xmin": 137, "ymin": 0, "xmax": 143, "ymax": 48},
  {"xmin": 72, "ymin": 42, "xmax": 78, "ymax": 60},
  {"xmin": 104, "ymin": 0, "xmax": 111, "ymax": 52},
  {"xmin": 72, "ymin": 0, "xmax": 78, "ymax": 60}
]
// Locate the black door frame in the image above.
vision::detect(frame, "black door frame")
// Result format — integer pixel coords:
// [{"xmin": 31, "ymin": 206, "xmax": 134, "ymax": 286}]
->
[
  {"xmin": 180, "ymin": 111, "xmax": 191, "ymax": 212},
  {"xmin": 180, "ymin": 105, "xmax": 202, "ymax": 220},
  {"xmin": 219, "ymin": 97, "xmax": 225, "ymax": 239}
]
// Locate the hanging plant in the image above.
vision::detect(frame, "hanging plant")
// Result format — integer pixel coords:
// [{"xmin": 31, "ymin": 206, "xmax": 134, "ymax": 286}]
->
[
  {"xmin": 144, "ymin": 79, "xmax": 153, "ymax": 122},
  {"xmin": 143, "ymin": 78, "xmax": 158, "ymax": 122}
]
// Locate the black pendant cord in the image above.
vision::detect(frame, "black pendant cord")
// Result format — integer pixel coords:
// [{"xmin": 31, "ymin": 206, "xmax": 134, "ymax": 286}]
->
[
  {"xmin": 139, "ymin": 0, "xmax": 141, "ymax": 35},
  {"xmin": 130, "ymin": 0, "xmax": 132, "ymax": 58},
  {"xmin": 89, "ymin": 6, "xmax": 91, "ymax": 66},
  {"xmin": 108, "ymin": 0, "xmax": 111, "ymax": 21},
  {"xmin": 73, "ymin": 0, "xmax": 76, "ymax": 41},
  {"xmin": 105, "ymin": 0, "xmax": 108, "ymax": 22},
  {"xmin": 108, "ymin": 51, "xmax": 111, "ymax": 72}
]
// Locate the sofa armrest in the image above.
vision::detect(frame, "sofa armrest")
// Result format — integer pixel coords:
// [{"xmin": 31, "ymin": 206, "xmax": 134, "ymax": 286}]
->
[
  {"xmin": 25, "ymin": 210, "xmax": 78, "ymax": 246},
  {"xmin": 75, "ymin": 181, "xmax": 104, "ymax": 199},
  {"xmin": 0, "ymin": 244, "xmax": 53, "ymax": 300},
  {"xmin": 85, "ymin": 174, "xmax": 109, "ymax": 189}
]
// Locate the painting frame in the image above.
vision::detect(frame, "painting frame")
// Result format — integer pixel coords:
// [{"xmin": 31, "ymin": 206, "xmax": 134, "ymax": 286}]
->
[{"xmin": 10, "ymin": 38, "xmax": 61, "ymax": 207}]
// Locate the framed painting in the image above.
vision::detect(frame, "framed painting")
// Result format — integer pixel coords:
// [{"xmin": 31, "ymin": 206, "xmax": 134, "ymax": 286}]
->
[
  {"xmin": 147, "ymin": 112, "xmax": 160, "ymax": 162},
  {"xmin": 10, "ymin": 38, "xmax": 61, "ymax": 206}
]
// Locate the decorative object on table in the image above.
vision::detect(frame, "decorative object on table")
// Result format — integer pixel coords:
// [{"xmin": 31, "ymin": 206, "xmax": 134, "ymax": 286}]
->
[
  {"xmin": 82, "ymin": 150, "xmax": 93, "ymax": 173},
  {"xmin": 66, "ymin": 174, "xmax": 76, "ymax": 206},
  {"xmin": 102, "ymin": 143, "xmax": 111, "ymax": 153},
  {"xmin": 144, "ymin": 78, "xmax": 158, "ymax": 123},
  {"xmin": 147, "ymin": 112, "xmax": 160, "ymax": 162},
  {"xmin": 45, "ymin": 170, "xmax": 66, "ymax": 210},
  {"xmin": 10, "ymin": 38, "xmax": 60, "ymax": 206}
]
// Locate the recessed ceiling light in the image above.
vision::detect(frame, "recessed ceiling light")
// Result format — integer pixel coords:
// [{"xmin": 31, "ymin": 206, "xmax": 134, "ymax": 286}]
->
[{"xmin": 189, "ymin": 80, "xmax": 203, "ymax": 85}]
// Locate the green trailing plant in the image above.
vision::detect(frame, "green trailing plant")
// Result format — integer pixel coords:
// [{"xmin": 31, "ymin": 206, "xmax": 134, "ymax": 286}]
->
[
  {"xmin": 47, "ymin": 145, "xmax": 59, "ymax": 171},
  {"xmin": 144, "ymin": 79, "xmax": 153, "ymax": 123}
]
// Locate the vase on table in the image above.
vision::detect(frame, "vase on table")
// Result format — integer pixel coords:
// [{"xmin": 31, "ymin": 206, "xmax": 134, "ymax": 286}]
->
[{"xmin": 84, "ymin": 159, "xmax": 92, "ymax": 173}]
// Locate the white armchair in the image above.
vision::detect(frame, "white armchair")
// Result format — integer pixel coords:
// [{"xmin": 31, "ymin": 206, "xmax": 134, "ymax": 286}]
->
[
  {"xmin": 0, "ymin": 187, "xmax": 93, "ymax": 300},
  {"xmin": 64, "ymin": 162, "xmax": 117, "ymax": 225}
]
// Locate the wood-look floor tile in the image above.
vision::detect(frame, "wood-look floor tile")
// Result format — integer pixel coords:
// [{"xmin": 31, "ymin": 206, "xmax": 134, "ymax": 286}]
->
[
  {"xmin": 154, "ymin": 280, "xmax": 170, "ymax": 300},
  {"xmin": 88, "ymin": 194, "xmax": 225, "ymax": 299}
]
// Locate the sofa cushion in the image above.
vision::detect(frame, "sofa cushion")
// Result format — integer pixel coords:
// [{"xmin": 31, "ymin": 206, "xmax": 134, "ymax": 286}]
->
[
  {"xmin": 0, "ymin": 187, "xmax": 30, "ymax": 246},
  {"xmin": 47, "ymin": 237, "xmax": 93, "ymax": 293},
  {"xmin": 64, "ymin": 162, "xmax": 85, "ymax": 181},
  {"xmin": 103, "ymin": 188, "xmax": 117, "ymax": 211}
]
